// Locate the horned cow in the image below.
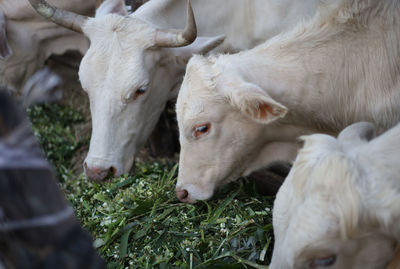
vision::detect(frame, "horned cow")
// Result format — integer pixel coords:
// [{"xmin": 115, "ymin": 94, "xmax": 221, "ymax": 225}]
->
[
  {"xmin": 28, "ymin": 0, "xmax": 320, "ymax": 181},
  {"xmin": 175, "ymin": 0, "xmax": 400, "ymax": 203}
]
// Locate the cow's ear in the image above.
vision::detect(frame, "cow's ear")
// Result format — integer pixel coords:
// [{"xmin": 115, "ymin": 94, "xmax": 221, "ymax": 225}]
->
[
  {"xmin": 162, "ymin": 35, "xmax": 225, "ymax": 65},
  {"xmin": 0, "ymin": 8, "xmax": 12, "ymax": 60},
  {"xmin": 95, "ymin": 0, "xmax": 128, "ymax": 17},
  {"xmin": 227, "ymin": 82, "xmax": 288, "ymax": 124},
  {"xmin": 338, "ymin": 122, "xmax": 376, "ymax": 149}
]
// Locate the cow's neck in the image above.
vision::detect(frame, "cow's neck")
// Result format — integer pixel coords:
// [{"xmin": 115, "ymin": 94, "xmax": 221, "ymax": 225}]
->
[
  {"xmin": 134, "ymin": 0, "xmax": 320, "ymax": 53},
  {"xmin": 134, "ymin": 0, "xmax": 209, "ymax": 33},
  {"xmin": 219, "ymin": 0, "xmax": 400, "ymax": 134}
]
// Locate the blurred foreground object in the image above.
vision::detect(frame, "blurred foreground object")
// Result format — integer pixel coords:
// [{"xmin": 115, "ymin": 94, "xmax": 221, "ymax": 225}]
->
[
  {"xmin": 387, "ymin": 248, "xmax": 400, "ymax": 269},
  {"xmin": 21, "ymin": 67, "xmax": 62, "ymax": 107},
  {"xmin": 0, "ymin": 90, "xmax": 105, "ymax": 269}
]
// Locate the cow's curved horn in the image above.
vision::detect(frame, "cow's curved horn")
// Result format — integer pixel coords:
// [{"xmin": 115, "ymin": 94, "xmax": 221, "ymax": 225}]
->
[
  {"xmin": 27, "ymin": 0, "xmax": 88, "ymax": 33},
  {"xmin": 154, "ymin": 0, "xmax": 197, "ymax": 48}
]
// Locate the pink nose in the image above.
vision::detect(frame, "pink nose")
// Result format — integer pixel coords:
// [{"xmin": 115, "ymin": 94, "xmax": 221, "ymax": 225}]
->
[
  {"xmin": 84, "ymin": 162, "xmax": 116, "ymax": 182},
  {"xmin": 176, "ymin": 188, "xmax": 189, "ymax": 202}
]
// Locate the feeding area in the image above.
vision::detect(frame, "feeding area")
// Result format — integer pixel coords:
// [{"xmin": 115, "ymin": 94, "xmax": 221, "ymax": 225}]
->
[
  {"xmin": 27, "ymin": 104, "xmax": 274, "ymax": 268},
  {"xmin": 1, "ymin": 0, "xmax": 400, "ymax": 268}
]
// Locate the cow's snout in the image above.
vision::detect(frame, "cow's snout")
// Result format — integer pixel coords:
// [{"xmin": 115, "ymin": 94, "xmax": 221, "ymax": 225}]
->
[
  {"xmin": 84, "ymin": 162, "xmax": 116, "ymax": 182},
  {"xmin": 176, "ymin": 188, "xmax": 189, "ymax": 203}
]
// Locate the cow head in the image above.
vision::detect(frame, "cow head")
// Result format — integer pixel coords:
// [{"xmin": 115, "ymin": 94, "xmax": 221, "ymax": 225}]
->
[
  {"xmin": 0, "ymin": 6, "xmax": 12, "ymax": 60},
  {"xmin": 28, "ymin": 0, "xmax": 225, "ymax": 181},
  {"xmin": 175, "ymin": 55, "xmax": 300, "ymax": 203},
  {"xmin": 270, "ymin": 122, "xmax": 398, "ymax": 269}
]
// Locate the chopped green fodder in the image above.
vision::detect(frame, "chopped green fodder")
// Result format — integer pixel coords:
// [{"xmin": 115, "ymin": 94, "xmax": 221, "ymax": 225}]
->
[
  {"xmin": 63, "ymin": 164, "xmax": 274, "ymax": 268},
  {"xmin": 27, "ymin": 104, "xmax": 86, "ymax": 178},
  {"xmin": 28, "ymin": 104, "xmax": 274, "ymax": 268}
]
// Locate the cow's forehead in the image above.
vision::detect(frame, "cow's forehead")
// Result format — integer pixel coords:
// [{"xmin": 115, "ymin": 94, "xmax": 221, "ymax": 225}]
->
[
  {"xmin": 274, "ymin": 191, "xmax": 340, "ymax": 261},
  {"xmin": 79, "ymin": 15, "xmax": 159, "ymax": 94},
  {"xmin": 177, "ymin": 56, "xmax": 221, "ymax": 120},
  {"xmin": 274, "ymin": 135, "xmax": 362, "ymax": 253},
  {"xmin": 82, "ymin": 14, "xmax": 155, "ymax": 48}
]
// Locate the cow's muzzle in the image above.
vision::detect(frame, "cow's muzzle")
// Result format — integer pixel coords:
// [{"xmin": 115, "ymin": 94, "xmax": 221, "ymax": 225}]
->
[{"xmin": 84, "ymin": 162, "xmax": 117, "ymax": 182}]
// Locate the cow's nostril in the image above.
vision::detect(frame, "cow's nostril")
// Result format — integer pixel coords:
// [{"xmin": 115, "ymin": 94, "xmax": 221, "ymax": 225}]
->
[
  {"xmin": 109, "ymin": 166, "xmax": 117, "ymax": 176},
  {"xmin": 176, "ymin": 189, "xmax": 189, "ymax": 202}
]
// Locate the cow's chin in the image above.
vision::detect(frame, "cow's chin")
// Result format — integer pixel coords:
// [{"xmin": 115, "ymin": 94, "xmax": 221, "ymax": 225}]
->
[{"xmin": 83, "ymin": 152, "xmax": 135, "ymax": 182}]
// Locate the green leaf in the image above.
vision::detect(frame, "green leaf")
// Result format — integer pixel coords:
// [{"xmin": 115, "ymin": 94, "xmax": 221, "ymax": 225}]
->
[
  {"xmin": 119, "ymin": 229, "xmax": 132, "ymax": 258},
  {"xmin": 207, "ymin": 189, "xmax": 240, "ymax": 224},
  {"xmin": 93, "ymin": 238, "xmax": 105, "ymax": 248}
]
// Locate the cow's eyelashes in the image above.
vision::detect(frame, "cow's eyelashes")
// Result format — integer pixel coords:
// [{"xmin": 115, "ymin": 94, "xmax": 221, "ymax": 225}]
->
[
  {"xmin": 133, "ymin": 85, "xmax": 148, "ymax": 100},
  {"xmin": 193, "ymin": 123, "xmax": 211, "ymax": 138},
  {"xmin": 136, "ymin": 86, "xmax": 147, "ymax": 95},
  {"xmin": 125, "ymin": 85, "xmax": 148, "ymax": 102},
  {"xmin": 309, "ymin": 255, "xmax": 337, "ymax": 268}
]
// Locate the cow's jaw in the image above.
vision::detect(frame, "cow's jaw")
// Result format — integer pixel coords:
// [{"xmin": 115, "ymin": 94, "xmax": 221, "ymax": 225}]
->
[
  {"xmin": 176, "ymin": 123, "xmax": 300, "ymax": 203},
  {"xmin": 83, "ymin": 95, "xmax": 138, "ymax": 179}
]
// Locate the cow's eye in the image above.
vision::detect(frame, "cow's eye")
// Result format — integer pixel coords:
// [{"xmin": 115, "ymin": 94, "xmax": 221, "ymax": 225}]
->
[
  {"xmin": 133, "ymin": 85, "xmax": 147, "ymax": 99},
  {"xmin": 309, "ymin": 255, "xmax": 337, "ymax": 268},
  {"xmin": 193, "ymin": 123, "xmax": 211, "ymax": 138},
  {"xmin": 124, "ymin": 86, "xmax": 148, "ymax": 102}
]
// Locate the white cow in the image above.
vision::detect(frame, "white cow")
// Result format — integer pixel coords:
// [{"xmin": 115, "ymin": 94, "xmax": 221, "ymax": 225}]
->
[
  {"xmin": 270, "ymin": 122, "xmax": 400, "ymax": 269},
  {"xmin": 28, "ymin": 0, "xmax": 320, "ymax": 181},
  {"xmin": 0, "ymin": 0, "xmax": 96, "ymax": 91},
  {"xmin": 176, "ymin": 0, "xmax": 400, "ymax": 203}
]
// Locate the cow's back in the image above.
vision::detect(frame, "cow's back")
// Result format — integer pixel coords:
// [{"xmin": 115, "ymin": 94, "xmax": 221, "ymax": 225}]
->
[
  {"xmin": 133, "ymin": 0, "xmax": 320, "ymax": 53},
  {"xmin": 0, "ymin": 0, "xmax": 96, "ymax": 91}
]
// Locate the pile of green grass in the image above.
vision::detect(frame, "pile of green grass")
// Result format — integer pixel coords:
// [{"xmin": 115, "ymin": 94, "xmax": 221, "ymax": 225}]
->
[
  {"xmin": 27, "ymin": 104, "xmax": 86, "ymax": 178},
  {"xmin": 28, "ymin": 104, "xmax": 274, "ymax": 268}
]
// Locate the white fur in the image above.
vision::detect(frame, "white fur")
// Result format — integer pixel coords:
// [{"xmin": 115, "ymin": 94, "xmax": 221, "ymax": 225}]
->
[
  {"xmin": 270, "ymin": 121, "xmax": 400, "ymax": 269},
  {"xmin": 95, "ymin": 0, "xmax": 127, "ymax": 17},
  {"xmin": 0, "ymin": 0, "xmax": 95, "ymax": 91},
  {"xmin": 176, "ymin": 0, "xmax": 400, "ymax": 202},
  {"xmin": 79, "ymin": 0, "xmax": 320, "ymax": 177}
]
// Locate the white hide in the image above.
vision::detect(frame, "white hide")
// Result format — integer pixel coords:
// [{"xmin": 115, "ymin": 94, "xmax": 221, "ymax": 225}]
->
[
  {"xmin": 0, "ymin": 0, "xmax": 95, "ymax": 91},
  {"xmin": 79, "ymin": 0, "xmax": 320, "ymax": 180},
  {"xmin": 176, "ymin": 0, "xmax": 400, "ymax": 202},
  {"xmin": 95, "ymin": 0, "xmax": 127, "ymax": 17},
  {"xmin": 270, "ymin": 121, "xmax": 400, "ymax": 269}
]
